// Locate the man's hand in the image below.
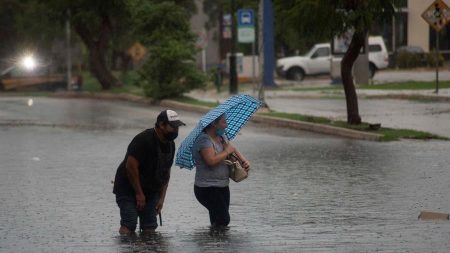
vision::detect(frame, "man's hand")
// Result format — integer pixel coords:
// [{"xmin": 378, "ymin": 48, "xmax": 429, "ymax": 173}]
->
[
  {"xmin": 136, "ymin": 193, "xmax": 146, "ymax": 210},
  {"xmin": 155, "ymin": 198, "xmax": 164, "ymax": 214}
]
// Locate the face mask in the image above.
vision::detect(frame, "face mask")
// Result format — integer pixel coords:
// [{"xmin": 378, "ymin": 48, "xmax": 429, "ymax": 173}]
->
[
  {"xmin": 165, "ymin": 132, "xmax": 178, "ymax": 141},
  {"xmin": 215, "ymin": 128, "xmax": 225, "ymax": 137}
]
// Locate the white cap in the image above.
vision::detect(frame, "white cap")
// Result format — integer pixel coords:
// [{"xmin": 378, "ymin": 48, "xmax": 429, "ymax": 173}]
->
[{"xmin": 157, "ymin": 110, "xmax": 186, "ymax": 127}]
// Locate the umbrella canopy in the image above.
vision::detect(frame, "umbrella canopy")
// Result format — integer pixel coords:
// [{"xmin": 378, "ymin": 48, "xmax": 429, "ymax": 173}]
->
[{"xmin": 175, "ymin": 94, "xmax": 262, "ymax": 169}]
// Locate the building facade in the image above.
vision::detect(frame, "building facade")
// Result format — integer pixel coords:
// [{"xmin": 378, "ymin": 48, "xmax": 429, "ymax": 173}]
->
[
  {"xmin": 408, "ymin": 0, "xmax": 449, "ymax": 53},
  {"xmin": 374, "ymin": 0, "xmax": 449, "ymax": 54}
]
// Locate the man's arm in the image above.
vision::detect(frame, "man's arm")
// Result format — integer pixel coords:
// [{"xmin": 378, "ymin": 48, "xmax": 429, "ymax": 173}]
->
[{"xmin": 126, "ymin": 155, "xmax": 146, "ymax": 210}]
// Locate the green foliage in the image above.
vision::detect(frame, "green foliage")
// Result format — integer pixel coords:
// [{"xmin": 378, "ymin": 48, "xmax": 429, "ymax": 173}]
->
[
  {"xmin": 131, "ymin": 1, "xmax": 206, "ymax": 99},
  {"xmin": 358, "ymin": 81, "xmax": 450, "ymax": 90},
  {"xmin": 396, "ymin": 51, "xmax": 423, "ymax": 69},
  {"xmin": 425, "ymin": 50, "xmax": 445, "ymax": 67},
  {"xmin": 276, "ymin": 0, "xmax": 398, "ymax": 48},
  {"xmin": 0, "ymin": 0, "xmax": 63, "ymax": 57}
]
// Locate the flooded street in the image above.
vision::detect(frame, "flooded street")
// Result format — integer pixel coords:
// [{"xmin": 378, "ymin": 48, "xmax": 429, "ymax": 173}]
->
[{"xmin": 1, "ymin": 97, "xmax": 450, "ymax": 252}]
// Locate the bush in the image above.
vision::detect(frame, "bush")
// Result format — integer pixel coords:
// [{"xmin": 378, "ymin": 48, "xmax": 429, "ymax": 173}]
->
[
  {"xmin": 425, "ymin": 50, "xmax": 445, "ymax": 67},
  {"xmin": 395, "ymin": 51, "xmax": 422, "ymax": 69},
  {"xmin": 138, "ymin": 40, "xmax": 206, "ymax": 99}
]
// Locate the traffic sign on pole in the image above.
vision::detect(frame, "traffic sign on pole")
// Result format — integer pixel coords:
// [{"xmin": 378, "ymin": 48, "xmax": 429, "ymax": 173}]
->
[
  {"xmin": 237, "ymin": 9, "xmax": 255, "ymax": 43},
  {"xmin": 421, "ymin": 0, "xmax": 449, "ymax": 94},
  {"xmin": 238, "ymin": 9, "xmax": 255, "ymax": 26},
  {"xmin": 421, "ymin": 0, "xmax": 450, "ymax": 32}
]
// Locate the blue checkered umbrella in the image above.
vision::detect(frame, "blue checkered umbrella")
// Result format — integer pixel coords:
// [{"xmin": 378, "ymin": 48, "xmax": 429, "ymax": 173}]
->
[{"xmin": 175, "ymin": 94, "xmax": 262, "ymax": 169}]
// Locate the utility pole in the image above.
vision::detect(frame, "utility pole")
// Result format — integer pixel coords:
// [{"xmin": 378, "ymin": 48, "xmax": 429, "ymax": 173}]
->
[
  {"xmin": 262, "ymin": 0, "xmax": 276, "ymax": 88},
  {"xmin": 229, "ymin": 0, "xmax": 238, "ymax": 94},
  {"xmin": 66, "ymin": 9, "xmax": 72, "ymax": 91},
  {"xmin": 257, "ymin": 0, "xmax": 265, "ymax": 103}
]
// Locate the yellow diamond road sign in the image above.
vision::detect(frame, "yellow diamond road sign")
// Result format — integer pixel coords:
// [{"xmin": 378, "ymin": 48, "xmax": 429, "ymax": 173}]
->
[
  {"xmin": 127, "ymin": 42, "xmax": 147, "ymax": 62},
  {"xmin": 422, "ymin": 0, "xmax": 450, "ymax": 32}
]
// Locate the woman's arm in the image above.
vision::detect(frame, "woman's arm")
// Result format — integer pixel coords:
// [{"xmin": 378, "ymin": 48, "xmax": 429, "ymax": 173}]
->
[{"xmin": 200, "ymin": 143, "xmax": 235, "ymax": 167}]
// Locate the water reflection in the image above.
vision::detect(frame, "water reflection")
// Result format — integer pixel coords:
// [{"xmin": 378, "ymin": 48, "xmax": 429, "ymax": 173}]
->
[{"xmin": 115, "ymin": 231, "xmax": 169, "ymax": 253}]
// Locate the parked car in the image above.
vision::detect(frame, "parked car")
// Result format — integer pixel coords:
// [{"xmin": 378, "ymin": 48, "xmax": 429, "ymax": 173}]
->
[{"xmin": 276, "ymin": 36, "xmax": 389, "ymax": 80}]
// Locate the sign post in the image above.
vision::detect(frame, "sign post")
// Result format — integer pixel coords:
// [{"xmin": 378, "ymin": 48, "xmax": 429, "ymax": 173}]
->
[
  {"xmin": 421, "ymin": 0, "xmax": 450, "ymax": 94},
  {"xmin": 237, "ymin": 9, "xmax": 256, "ymax": 90}
]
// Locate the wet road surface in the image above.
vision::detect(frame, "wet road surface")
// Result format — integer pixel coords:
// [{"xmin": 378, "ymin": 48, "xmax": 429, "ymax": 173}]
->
[{"xmin": 1, "ymin": 97, "xmax": 450, "ymax": 252}]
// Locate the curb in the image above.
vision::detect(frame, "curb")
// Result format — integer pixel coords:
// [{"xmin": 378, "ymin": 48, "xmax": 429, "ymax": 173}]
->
[
  {"xmin": 51, "ymin": 91, "xmax": 154, "ymax": 104},
  {"xmin": 160, "ymin": 99, "xmax": 382, "ymax": 141},
  {"xmin": 42, "ymin": 92, "xmax": 382, "ymax": 141}
]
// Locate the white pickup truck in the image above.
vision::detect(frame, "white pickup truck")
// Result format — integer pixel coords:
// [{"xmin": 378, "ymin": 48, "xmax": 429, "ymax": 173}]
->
[{"xmin": 276, "ymin": 36, "xmax": 389, "ymax": 80}]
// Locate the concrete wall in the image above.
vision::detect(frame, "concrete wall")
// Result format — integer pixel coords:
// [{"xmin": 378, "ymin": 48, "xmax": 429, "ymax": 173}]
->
[
  {"xmin": 224, "ymin": 54, "xmax": 259, "ymax": 80},
  {"xmin": 240, "ymin": 55, "xmax": 260, "ymax": 79},
  {"xmin": 190, "ymin": 0, "xmax": 221, "ymax": 71}
]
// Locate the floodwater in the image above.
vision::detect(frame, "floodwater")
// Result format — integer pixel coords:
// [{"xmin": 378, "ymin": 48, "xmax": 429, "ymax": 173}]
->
[{"xmin": 1, "ymin": 97, "xmax": 450, "ymax": 252}]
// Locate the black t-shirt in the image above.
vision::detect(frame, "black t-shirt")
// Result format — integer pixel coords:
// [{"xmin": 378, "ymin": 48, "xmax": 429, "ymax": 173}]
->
[{"xmin": 113, "ymin": 128, "xmax": 175, "ymax": 196}]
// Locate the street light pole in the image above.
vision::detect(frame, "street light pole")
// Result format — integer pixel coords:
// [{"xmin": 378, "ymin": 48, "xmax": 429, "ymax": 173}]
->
[{"xmin": 229, "ymin": 0, "xmax": 238, "ymax": 94}]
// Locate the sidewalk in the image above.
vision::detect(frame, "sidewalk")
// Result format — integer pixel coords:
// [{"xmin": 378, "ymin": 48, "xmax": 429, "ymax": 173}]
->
[{"xmin": 186, "ymin": 75, "xmax": 450, "ymax": 139}]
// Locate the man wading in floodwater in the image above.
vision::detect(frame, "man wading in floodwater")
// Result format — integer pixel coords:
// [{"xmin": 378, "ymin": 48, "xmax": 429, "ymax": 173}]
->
[{"xmin": 113, "ymin": 110, "xmax": 185, "ymax": 234}]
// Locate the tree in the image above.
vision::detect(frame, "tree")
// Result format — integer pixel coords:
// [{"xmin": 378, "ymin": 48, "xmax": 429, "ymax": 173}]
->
[
  {"xmin": 277, "ymin": 0, "xmax": 397, "ymax": 124},
  {"xmin": 11, "ymin": 0, "xmax": 128, "ymax": 89},
  {"xmin": 0, "ymin": 0, "xmax": 61, "ymax": 65},
  {"xmin": 8, "ymin": 0, "xmax": 199, "ymax": 92},
  {"xmin": 65, "ymin": 1, "xmax": 128, "ymax": 89},
  {"xmin": 131, "ymin": 1, "xmax": 206, "ymax": 99}
]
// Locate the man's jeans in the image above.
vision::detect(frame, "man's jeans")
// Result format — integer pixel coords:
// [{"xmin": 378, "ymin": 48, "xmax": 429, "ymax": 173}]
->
[{"xmin": 116, "ymin": 193, "xmax": 160, "ymax": 232}]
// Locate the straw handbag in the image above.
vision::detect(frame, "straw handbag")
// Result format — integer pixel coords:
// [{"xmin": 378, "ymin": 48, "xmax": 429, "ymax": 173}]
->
[{"xmin": 224, "ymin": 153, "xmax": 248, "ymax": 182}]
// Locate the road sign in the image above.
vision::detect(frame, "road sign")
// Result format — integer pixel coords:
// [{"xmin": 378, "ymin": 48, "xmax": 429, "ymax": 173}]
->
[
  {"xmin": 222, "ymin": 14, "xmax": 232, "ymax": 39},
  {"xmin": 238, "ymin": 27, "xmax": 255, "ymax": 43},
  {"xmin": 421, "ymin": 0, "xmax": 450, "ymax": 32},
  {"xmin": 237, "ymin": 9, "xmax": 255, "ymax": 43},
  {"xmin": 238, "ymin": 9, "xmax": 255, "ymax": 27},
  {"xmin": 127, "ymin": 42, "xmax": 147, "ymax": 62}
]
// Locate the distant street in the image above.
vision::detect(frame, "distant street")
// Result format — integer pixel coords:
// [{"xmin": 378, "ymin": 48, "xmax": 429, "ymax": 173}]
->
[{"xmin": 1, "ymin": 96, "xmax": 450, "ymax": 252}]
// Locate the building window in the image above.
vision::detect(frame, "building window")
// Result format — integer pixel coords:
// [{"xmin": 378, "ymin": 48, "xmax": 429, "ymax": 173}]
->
[{"xmin": 371, "ymin": 12, "xmax": 408, "ymax": 52}]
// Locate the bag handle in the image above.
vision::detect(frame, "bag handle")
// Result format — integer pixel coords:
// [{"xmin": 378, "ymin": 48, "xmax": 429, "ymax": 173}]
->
[{"xmin": 220, "ymin": 136, "xmax": 243, "ymax": 163}]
